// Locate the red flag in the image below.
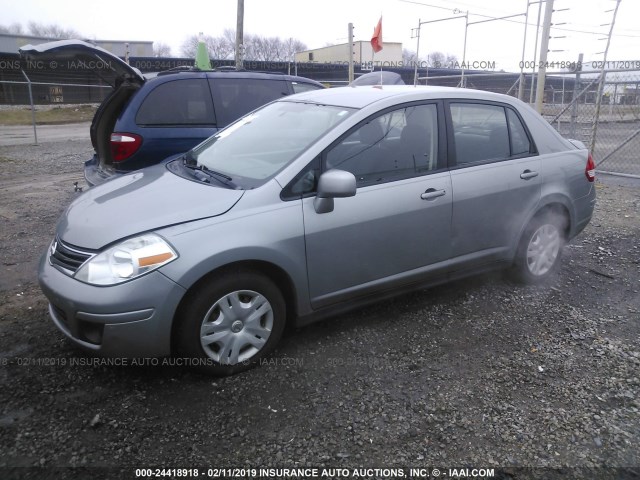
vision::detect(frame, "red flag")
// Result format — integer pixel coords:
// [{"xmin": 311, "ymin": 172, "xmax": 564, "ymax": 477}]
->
[{"xmin": 371, "ymin": 16, "xmax": 383, "ymax": 53}]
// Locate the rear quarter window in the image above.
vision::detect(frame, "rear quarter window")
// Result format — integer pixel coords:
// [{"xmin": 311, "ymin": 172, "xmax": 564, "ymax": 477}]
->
[
  {"xmin": 209, "ymin": 78, "xmax": 289, "ymax": 127},
  {"xmin": 136, "ymin": 79, "xmax": 216, "ymax": 126},
  {"xmin": 506, "ymin": 108, "xmax": 532, "ymax": 155}
]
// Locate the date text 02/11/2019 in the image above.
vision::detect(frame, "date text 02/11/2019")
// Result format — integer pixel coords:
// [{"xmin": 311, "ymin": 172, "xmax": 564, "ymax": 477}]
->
[
  {"xmin": 133, "ymin": 467, "xmax": 497, "ymax": 478},
  {"xmin": 520, "ymin": 60, "xmax": 640, "ymax": 70}
]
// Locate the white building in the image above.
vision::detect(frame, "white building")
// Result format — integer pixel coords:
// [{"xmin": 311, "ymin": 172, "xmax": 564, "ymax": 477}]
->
[{"xmin": 295, "ymin": 40, "xmax": 403, "ymax": 66}]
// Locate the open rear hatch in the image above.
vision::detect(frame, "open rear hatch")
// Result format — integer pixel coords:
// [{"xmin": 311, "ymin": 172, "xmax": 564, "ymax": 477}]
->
[{"xmin": 19, "ymin": 40, "xmax": 146, "ymax": 181}]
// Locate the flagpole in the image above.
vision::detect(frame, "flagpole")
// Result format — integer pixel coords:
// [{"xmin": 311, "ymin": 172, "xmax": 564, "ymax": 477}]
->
[
  {"xmin": 379, "ymin": 12, "xmax": 382, "ymax": 86},
  {"xmin": 371, "ymin": 44, "xmax": 375, "ymax": 84},
  {"xmin": 370, "ymin": 16, "xmax": 383, "ymax": 85}
]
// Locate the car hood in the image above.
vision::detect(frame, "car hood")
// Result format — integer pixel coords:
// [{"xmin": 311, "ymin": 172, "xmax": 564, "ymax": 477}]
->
[
  {"xmin": 56, "ymin": 164, "xmax": 244, "ymax": 250},
  {"xmin": 19, "ymin": 39, "xmax": 145, "ymax": 87}
]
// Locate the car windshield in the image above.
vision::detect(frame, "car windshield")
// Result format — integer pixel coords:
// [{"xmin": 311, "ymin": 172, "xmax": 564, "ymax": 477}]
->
[{"xmin": 191, "ymin": 101, "xmax": 355, "ymax": 187}]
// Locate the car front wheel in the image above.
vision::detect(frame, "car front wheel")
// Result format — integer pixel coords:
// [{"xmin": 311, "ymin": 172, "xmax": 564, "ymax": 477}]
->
[
  {"xmin": 511, "ymin": 213, "xmax": 566, "ymax": 284},
  {"xmin": 175, "ymin": 269, "xmax": 286, "ymax": 376}
]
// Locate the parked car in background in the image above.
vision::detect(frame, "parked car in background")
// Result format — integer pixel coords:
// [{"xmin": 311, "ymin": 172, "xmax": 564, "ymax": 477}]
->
[
  {"xmin": 38, "ymin": 85, "xmax": 596, "ymax": 375},
  {"xmin": 19, "ymin": 40, "xmax": 324, "ymax": 185}
]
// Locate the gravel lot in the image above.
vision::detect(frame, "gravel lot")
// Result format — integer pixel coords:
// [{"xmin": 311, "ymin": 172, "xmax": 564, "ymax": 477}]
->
[{"xmin": 0, "ymin": 135, "xmax": 638, "ymax": 480}]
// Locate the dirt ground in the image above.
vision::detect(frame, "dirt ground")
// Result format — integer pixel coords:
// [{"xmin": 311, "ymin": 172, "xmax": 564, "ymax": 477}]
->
[{"xmin": 0, "ymin": 135, "xmax": 639, "ymax": 480}]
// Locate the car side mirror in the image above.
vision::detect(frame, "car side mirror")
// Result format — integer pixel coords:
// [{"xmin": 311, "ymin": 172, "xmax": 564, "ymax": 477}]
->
[{"xmin": 313, "ymin": 169, "xmax": 356, "ymax": 214}]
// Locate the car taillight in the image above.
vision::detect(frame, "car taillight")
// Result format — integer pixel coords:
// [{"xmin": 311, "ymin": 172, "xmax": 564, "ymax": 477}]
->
[
  {"xmin": 585, "ymin": 152, "xmax": 596, "ymax": 182},
  {"xmin": 110, "ymin": 133, "xmax": 142, "ymax": 162}
]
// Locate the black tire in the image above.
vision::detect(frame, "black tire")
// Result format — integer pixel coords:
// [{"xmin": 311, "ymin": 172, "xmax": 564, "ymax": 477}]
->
[
  {"xmin": 510, "ymin": 213, "xmax": 566, "ymax": 284},
  {"xmin": 174, "ymin": 269, "xmax": 286, "ymax": 376}
]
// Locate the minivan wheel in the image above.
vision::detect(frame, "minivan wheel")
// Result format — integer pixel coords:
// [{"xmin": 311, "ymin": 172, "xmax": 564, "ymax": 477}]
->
[
  {"xmin": 511, "ymin": 213, "xmax": 566, "ymax": 284},
  {"xmin": 175, "ymin": 270, "xmax": 286, "ymax": 376}
]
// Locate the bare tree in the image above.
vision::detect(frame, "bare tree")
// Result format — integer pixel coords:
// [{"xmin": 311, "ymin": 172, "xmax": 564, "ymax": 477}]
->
[
  {"xmin": 426, "ymin": 51, "xmax": 446, "ymax": 68},
  {"xmin": 181, "ymin": 31, "xmax": 306, "ymax": 62},
  {"xmin": 402, "ymin": 49, "xmax": 419, "ymax": 66},
  {"xmin": 250, "ymin": 35, "xmax": 278, "ymax": 61},
  {"xmin": 27, "ymin": 21, "xmax": 80, "ymax": 39},
  {"xmin": 444, "ymin": 53, "xmax": 459, "ymax": 68},
  {"xmin": 181, "ymin": 33, "xmax": 233, "ymax": 60},
  {"xmin": 222, "ymin": 29, "xmax": 237, "ymax": 50},
  {"xmin": 207, "ymin": 36, "xmax": 234, "ymax": 60},
  {"xmin": 282, "ymin": 37, "xmax": 307, "ymax": 60},
  {"xmin": 153, "ymin": 42, "xmax": 172, "ymax": 57},
  {"xmin": 180, "ymin": 36, "xmax": 199, "ymax": 57},
  {"xmin": 0, "ymin": 23, "xmax": 24, "ymax": 34},
  {"xmin": 1, "ymin": 21, "xmax": 80, "ymax": 38}
]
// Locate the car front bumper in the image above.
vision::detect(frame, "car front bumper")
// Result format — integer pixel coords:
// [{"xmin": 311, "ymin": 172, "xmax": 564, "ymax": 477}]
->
[{"xmin": 38, "ymin": 252, "xmax": 186, "ymax": 358}]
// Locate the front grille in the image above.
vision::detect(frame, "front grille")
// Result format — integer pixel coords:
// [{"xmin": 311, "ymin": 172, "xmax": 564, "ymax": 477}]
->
[{"xmin": 49, "ymin": 237, "xmax": 94, "ymax": 274}]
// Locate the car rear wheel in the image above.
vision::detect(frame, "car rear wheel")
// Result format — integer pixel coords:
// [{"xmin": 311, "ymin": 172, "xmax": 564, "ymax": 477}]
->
[
  {"xmin": 511, "ymin": 213, "xmax": 566, "ymax": 284},
  {"xmin": 175, "ymin": 269, "xmax": 286, "ymax": 376}
]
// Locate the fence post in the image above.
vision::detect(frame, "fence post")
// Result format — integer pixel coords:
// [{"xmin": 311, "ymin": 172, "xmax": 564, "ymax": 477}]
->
[
  {"xmin": 20, "ymin": 70, "xmax": 38, "ymax": 146},
  {"xmin": 569, "ymin": 53, "xmax": 583, "ymax": 138},
  {"xmin": 591, "ymin": 70, "xmax": 608, "ymax": 155}
]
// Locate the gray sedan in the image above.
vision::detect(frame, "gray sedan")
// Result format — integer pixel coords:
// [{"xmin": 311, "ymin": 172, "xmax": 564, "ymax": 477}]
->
[{"xmin": 38, "ymin": 86, "xmax": 596, "ymax": 375}]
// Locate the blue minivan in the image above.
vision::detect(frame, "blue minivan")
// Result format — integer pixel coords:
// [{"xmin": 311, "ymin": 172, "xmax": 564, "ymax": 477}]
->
[{"xmin": 20, "ymin": 40, "xmax": 324, "ymax": 185}]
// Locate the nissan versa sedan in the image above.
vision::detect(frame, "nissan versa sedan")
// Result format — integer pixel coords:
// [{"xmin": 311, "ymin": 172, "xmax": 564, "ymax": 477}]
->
[{"xmin": 38, "ymin": 86, "xmax": 596, "ymax": 375}]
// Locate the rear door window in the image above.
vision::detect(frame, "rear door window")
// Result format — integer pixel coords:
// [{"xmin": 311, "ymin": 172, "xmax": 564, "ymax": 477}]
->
[
  {"xmin": 450, "ymin": 103, "xmax": 510, "ymax": 165},
  {"xmin": 136, "ymin": 79, "xmax": 215, "ymax": 126},
  {"xmin": 209, "ymin": 78, "xmax": 289, "ymax": 127},
  {"xmin": 450, "ymin": 102, "xmax": 535, "ymax": 166}
]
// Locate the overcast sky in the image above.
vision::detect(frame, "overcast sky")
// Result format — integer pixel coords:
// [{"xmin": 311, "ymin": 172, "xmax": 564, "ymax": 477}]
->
[{"xmin": 4, "ymin": 0, "xmax": 640, "ymax": 71}]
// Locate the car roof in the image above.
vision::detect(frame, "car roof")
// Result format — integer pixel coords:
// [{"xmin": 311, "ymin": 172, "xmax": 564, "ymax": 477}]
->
[
  {"xmin": 142, "ymin": 69, "xmax": 323, "ymax": 87},
  {"xmin": 285, "ymin": 85, "xmax": 523, "ymax": 110}
]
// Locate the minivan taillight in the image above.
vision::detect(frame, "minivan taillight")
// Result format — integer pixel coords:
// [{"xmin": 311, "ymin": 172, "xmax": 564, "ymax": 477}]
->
[
  {"xmin": 585, "ymin": 153, "xmax": 596, "ymax": 182},
  {"xmin": 110, "ymin": 133, "xmax": 142, "ymax": 162}
]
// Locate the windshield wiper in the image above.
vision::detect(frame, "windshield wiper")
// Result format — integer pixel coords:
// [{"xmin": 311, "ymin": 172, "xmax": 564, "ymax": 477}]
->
[{"xmin": 181, "ymin": 154, "xmax": 238, "ymax": 189}]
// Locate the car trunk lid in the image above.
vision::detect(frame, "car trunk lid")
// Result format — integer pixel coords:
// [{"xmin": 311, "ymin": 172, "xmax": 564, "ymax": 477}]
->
[
  {"xmin": 19, "ymin": 40, "xmax": 146, "ymax": 181},
  {"xmin": 19, "ymin": 39, "xmax": 145, "ymax": 87}
]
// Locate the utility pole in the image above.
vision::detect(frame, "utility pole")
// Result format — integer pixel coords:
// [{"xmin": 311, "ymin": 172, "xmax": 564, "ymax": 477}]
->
[
  {"xmin": 590, "ymin": 0, "xmax": 622, "ymax": 155},
  {"xmin": 412, "ymin": 19, "xmax": 421, "ymax": 86},
  {"xmin": 348, "ymin": 23, "xmax": 354, "ymax": 83},
  {"xmin": 534, "ymin": 0, "xmax": 554, "ymax": 113},
  {"xmin": 518, "ymin": 0, "xmax": 530, "ymax": 100},
  {"xmin": 460, "ymin": 11, "xmax": 469, "ymax": 88},
  {"xmin": 235, "ymin": 0, "xmax": 244, "ymax": 70},
  {"xmin": 529, "ymin": 0, "xmax": 543, "ymax": 103}
]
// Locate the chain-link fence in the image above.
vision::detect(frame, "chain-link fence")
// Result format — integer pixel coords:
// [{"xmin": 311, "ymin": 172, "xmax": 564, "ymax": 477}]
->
[
  {"xmin": 545, "ymin": 70, "xmax": 640, "ymax": 177},
  {"xmin": 0, "ymin": 80, "xmax": 110, "ymax": 105},
  {"xmin": 418, "ymin": 68, "xmax": 640, "ymax": 177},
  {"xmin": 2, "ymin": 55, "xmax": 639, "ymax": 177}
]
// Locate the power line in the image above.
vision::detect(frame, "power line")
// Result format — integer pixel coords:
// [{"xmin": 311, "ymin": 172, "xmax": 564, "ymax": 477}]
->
[{"xmin": 398, "ymin": 0, "xmax": 640, "ymax": 38}]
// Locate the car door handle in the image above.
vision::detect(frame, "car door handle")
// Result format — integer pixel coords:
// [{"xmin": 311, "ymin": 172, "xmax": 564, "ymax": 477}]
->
[
  {"xmin": 520, "ymin": 170, "xmax": 539, "ymax": 180},
  {"xmin": 420, "ymin": 188, "xmax": 446, "ymax": 200}
]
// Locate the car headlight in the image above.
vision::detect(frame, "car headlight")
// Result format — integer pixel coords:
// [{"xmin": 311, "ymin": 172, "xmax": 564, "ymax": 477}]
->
[{"xmin": 75, "ymin": 234, "xmax": 177, "ymax": 286}]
